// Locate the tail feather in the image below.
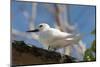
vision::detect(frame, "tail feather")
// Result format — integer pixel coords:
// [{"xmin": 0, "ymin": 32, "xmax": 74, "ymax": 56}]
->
[
  {"xmin": 72, "ymin": 41, "xmax": 86, "ymax": 61},
  {"xmin": 64, "ymin": 40, "xmax": 86, "ymax": 61}
]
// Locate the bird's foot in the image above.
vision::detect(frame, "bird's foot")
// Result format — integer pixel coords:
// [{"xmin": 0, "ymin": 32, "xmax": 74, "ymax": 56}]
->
[
  {"xmin": 59, "ymin": 54, "xmax": 66, "ymax": 63},
  {"xmin": 48, "ymin": 46, "xmax": 57, "ymax": 52}
]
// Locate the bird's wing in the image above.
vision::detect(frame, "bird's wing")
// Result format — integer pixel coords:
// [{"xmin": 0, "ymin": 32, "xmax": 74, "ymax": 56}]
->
[
  {"xmin": 49, "ymin": 28, "xmax": 74, "ymax": 40},
  {"xmin": 50, "ymin": 38, "xmax": 76, "ymax": 48},
  {"xmin": 49, "ymin": 28, "xmax": 81, "ymax": 46}
]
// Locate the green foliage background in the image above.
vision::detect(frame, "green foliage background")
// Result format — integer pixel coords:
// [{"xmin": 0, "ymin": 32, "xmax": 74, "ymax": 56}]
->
[{"xmin": 83, "ymin": 29, "xmax": 96, "ymax": 61}]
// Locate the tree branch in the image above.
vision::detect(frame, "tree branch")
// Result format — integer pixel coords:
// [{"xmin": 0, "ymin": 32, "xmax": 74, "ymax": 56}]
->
[{"xmin": 12, "ymin": 40, "xmax": 75, "ymax": 66}]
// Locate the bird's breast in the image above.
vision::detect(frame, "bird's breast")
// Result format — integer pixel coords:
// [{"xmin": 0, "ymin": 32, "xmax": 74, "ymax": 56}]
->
[{"xmin": 39, "ymin": 31, "xmax": 53, "ymax": 45}]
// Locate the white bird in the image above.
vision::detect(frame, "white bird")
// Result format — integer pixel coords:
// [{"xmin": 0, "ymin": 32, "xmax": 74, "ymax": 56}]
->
[
  {"xmin": 27, "ymin": 23, "xmax": 81, "ymax": 51},
  {"xmin": 26, "ymin": 23, "xmax": 86, "ymax": 62}
]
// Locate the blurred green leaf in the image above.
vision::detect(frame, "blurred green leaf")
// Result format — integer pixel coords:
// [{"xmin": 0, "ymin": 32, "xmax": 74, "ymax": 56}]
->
[
  {"xmin": 84, "ymin": 49, "xmax": 95, "ymax": 61},
  {"xmin": 91, "ymin": 40, "xmax": 96, "ymax": 52},
  {"xmin": 84, "ymin": 29, "xmax": 96, "ymax": 62}
]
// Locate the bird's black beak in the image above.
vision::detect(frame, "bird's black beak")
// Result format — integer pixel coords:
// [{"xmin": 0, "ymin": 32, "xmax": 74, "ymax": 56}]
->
[{"xmin": 26, "ymin": 29, "xmax": 39, "ymax": 32}]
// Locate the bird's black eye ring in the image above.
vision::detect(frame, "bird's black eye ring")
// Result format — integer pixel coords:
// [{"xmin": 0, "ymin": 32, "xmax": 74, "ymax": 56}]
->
[{"xmin": 39, "ymin": 25, "xmax": 43, "ymax": 27}]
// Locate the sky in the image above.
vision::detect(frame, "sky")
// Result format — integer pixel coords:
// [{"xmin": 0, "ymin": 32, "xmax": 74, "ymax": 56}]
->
[{"xmin": 11, "ymin": 0, "xmax": 96, "ymax": 49}]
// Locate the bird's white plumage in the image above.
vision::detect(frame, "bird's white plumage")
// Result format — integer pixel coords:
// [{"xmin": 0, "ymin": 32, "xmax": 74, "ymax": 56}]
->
[
  {"xmin": 34, "ymin": 23, "xmax": 81, "ymax": 50},
  {"xmin": 27, "ymin": 23, "xmax": 86, "ymax": 61}
]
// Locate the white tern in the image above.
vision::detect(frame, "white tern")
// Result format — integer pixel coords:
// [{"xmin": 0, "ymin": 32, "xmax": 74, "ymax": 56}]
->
[{"xmin": 27, "ymin": 23, "xmax": 81, "ymax": 51}]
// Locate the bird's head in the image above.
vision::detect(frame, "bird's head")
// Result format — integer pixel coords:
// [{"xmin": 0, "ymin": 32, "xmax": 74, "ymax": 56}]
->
[{"xmin": 26, "ymin": 23, "xmax": 50, "ymax": 32}]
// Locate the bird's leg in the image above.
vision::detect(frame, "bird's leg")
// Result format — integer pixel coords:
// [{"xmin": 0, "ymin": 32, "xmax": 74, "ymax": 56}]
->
[
  {"xmin": 48, "ymin": 45, "xmax": 54, "ymax": 51},
  {"xmin": 59, "ymin": 48, "xmax": 67, "ymax": 63},
  {"xmin": 59, "ymin": 53, "xmax": 66, "ymax": 63},
  {"xmin": 48, "ymin": 46, "xmax": 65, "ymax": 63},
  {"xmin": 48, "ymin": 46, "xmax": 50, "ymax": 50},
  {"xmin": 48, "ymin": 45, "xmax": 57, "ymax": 52}
]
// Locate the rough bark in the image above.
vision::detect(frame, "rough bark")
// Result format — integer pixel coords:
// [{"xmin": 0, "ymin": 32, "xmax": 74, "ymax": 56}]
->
[{"xmin": 12, "ymin": 41, "xmax": 75, "ymax": 66}]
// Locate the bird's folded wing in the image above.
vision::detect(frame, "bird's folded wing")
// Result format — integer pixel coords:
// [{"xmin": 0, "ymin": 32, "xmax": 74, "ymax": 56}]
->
[
  {"xmin": 50, "ymin": 39, "xmax": 77, "ymax": 48},
  {"xmin": 51, "ymin": 29, "xmax": 74, "ymax": 40}
]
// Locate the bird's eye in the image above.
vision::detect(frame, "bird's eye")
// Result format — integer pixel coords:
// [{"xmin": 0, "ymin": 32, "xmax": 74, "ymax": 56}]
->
[{"xmin": 39, "ymin": 25, "xmax": 43, "ymax": 28}]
